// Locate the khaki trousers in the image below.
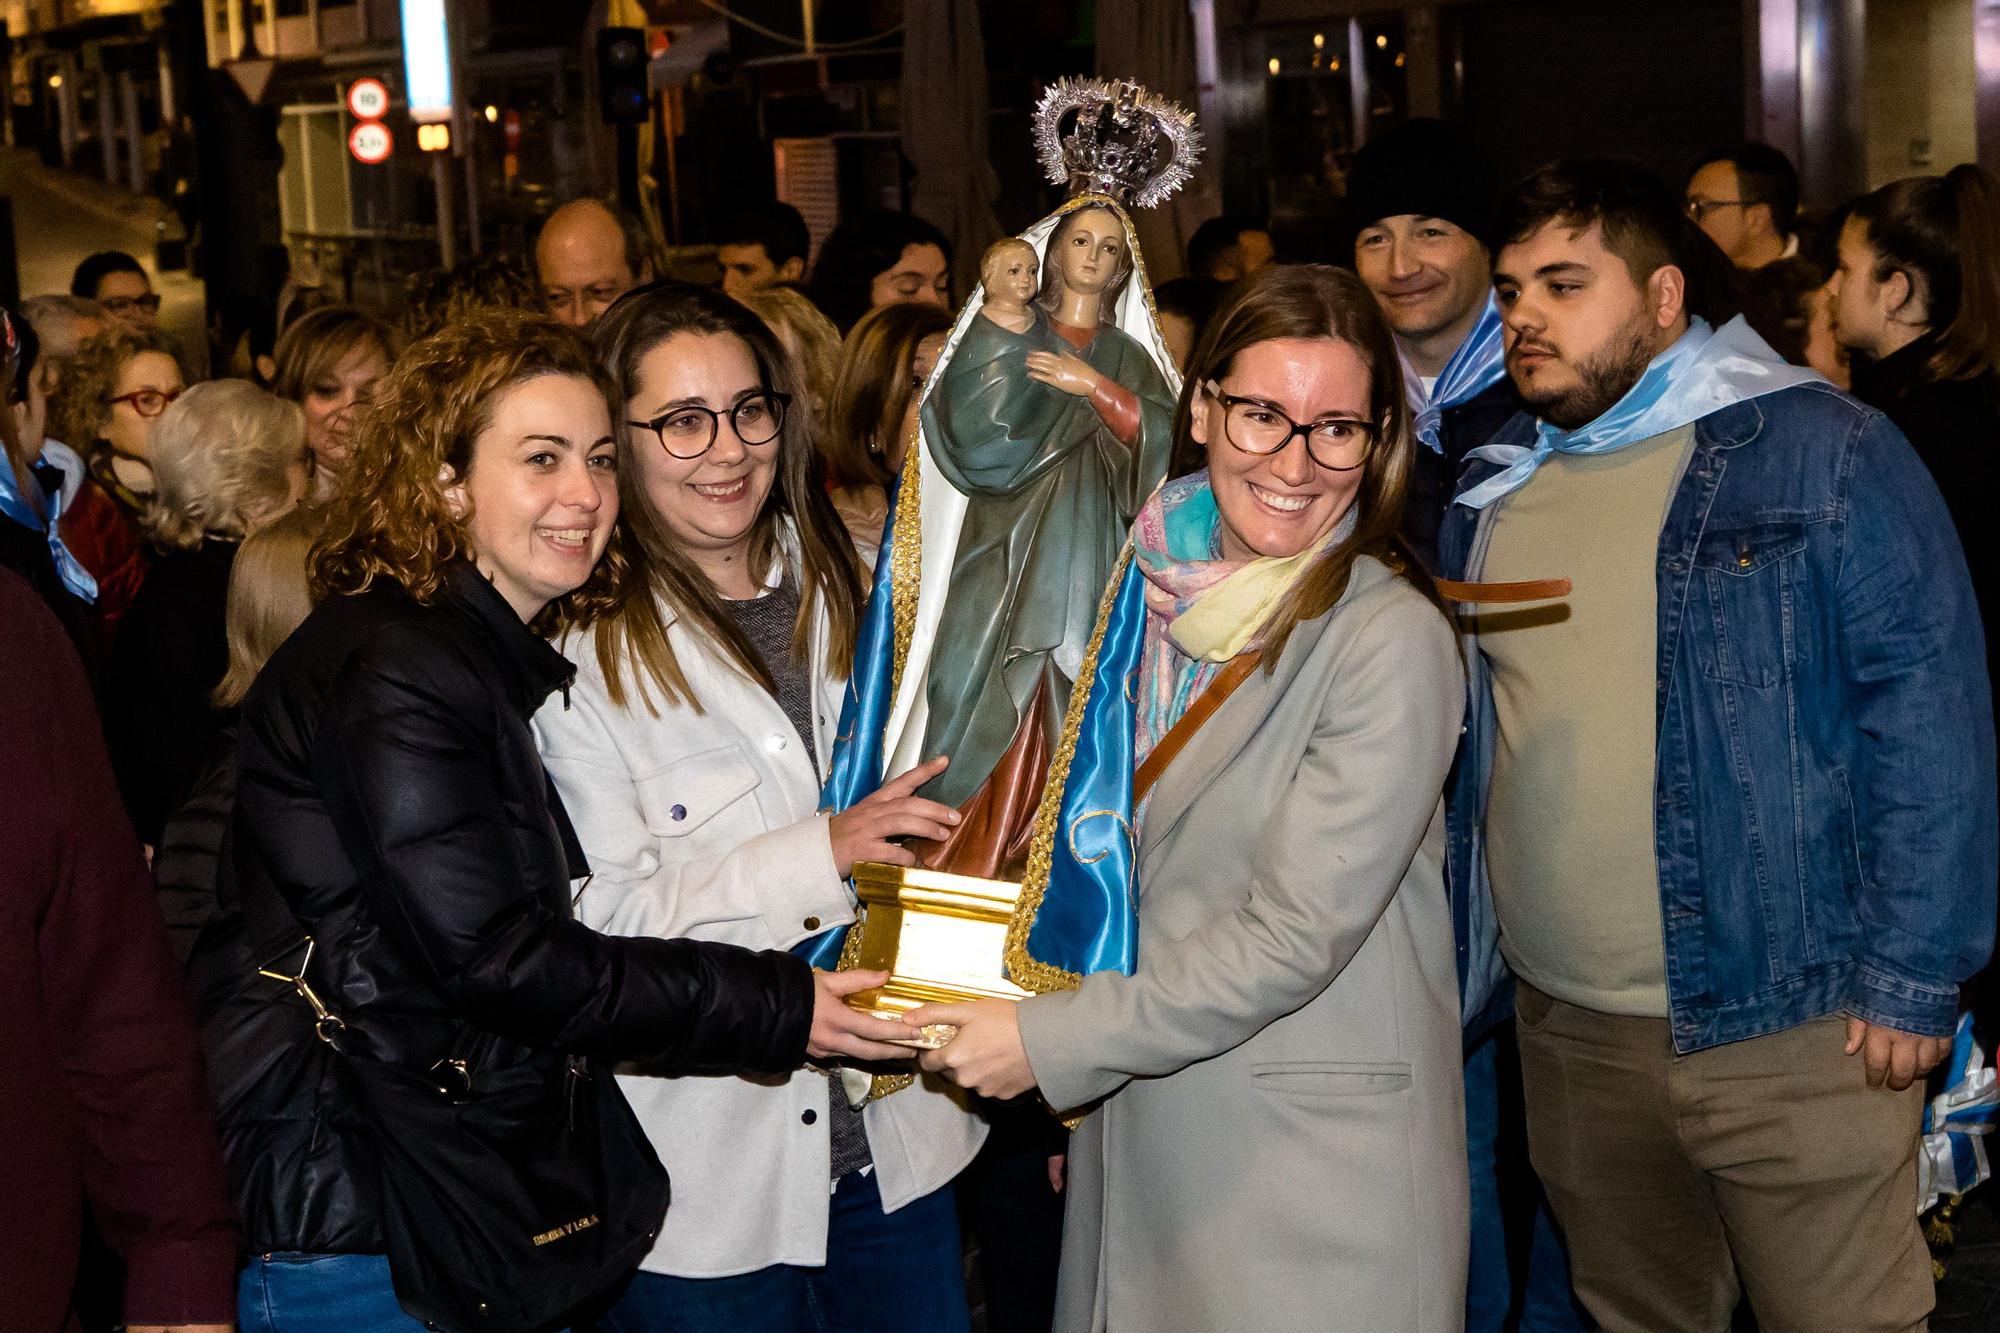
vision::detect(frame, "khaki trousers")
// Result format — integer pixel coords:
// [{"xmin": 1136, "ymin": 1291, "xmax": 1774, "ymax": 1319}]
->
[{"xmin": 1515, "ymin": 981, "xmax": 1932, "ymax": 1333}]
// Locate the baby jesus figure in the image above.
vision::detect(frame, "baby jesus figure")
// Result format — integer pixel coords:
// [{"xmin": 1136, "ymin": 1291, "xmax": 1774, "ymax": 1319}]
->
[{"xmin": 976, "ymin": 237, "xmax": 1039, "ymax": 335}]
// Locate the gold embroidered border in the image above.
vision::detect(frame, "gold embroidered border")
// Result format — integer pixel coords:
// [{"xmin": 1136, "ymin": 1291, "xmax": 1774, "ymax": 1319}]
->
[
  {"xmin": 887, "ymin": 436, "xmax": 924, "ymax": 701},
  {"xmin": 833, "ymin": 917, "xmax": 917, "ymax": 1101},
  {"xmin": 1002, "ymin": 542, "xmax": 1135, "ymax": 995}
]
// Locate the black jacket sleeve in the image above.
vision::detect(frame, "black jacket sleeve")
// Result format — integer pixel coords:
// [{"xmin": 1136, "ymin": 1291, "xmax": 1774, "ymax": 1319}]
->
[{"xmin": 318, "ymin": 622, "xmax": 814, "ymax": 1073}]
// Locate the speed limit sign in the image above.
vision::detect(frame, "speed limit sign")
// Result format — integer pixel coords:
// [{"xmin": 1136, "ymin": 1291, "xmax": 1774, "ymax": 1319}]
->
[
  {"xmin": 346, "ymin": 77, "xmax": 390, "ymax": 122},
  {"xmin": 348, "ymin": 120, "xmax": 394, "ymax": 165}
]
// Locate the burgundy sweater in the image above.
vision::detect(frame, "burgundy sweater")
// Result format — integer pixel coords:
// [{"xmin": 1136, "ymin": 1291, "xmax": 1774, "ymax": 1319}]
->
[{"xmin": 0, "ymin": 570, "xmax": 238, "ymax": 1330}]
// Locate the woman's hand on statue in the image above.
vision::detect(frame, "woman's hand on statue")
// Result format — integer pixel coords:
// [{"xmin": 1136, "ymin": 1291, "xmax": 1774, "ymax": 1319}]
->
[
  {"xmin": 809, "ymin": 969, "xmax": 921, "ymax": 1062},
  {"xmin": 908, "ymin": 998, "xmax": 1038, "ymax": 1099},
  {"xmin": 1024, "ymin": 349, "xmax": 1103, "ymax": 398},
  {"xmin": 827, "ymin": 754, "xmax": 960, "ymax": 876}
]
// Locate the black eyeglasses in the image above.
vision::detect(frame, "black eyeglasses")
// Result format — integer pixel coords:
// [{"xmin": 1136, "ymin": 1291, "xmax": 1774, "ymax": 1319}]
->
[
  {"xmin": 627, "ymin": 390, "xmax": 790, "ymax": 460},
  {"xmin": 101, "ymin": 293, "xmax": 163, "ymax": 315},
  {"xmin": 1201, "ymin": 381, "xmax": 1378, "ymax": 472}
]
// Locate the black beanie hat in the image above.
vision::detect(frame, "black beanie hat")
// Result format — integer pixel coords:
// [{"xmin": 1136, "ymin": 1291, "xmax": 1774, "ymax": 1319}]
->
[{"xmin": 1345, "ymin": 118, "xmax": 1499, "ymax": 251}]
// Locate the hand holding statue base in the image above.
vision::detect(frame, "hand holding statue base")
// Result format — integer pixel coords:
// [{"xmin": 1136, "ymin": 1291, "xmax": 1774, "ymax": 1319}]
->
[{"xmin": 827, "ymin": 78, "xmax": 1200, "ymax": 1027}]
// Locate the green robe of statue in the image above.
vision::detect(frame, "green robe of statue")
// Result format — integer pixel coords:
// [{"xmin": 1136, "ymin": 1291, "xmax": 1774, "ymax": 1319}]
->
[{"xmin": 916, "ymin": 306, "xmax": 1176, "ymax": 812}]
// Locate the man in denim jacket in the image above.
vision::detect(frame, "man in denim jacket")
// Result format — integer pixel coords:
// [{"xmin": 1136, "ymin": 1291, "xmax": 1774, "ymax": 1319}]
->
[{"xmin": 1439, "ymin": 158, "xmax": 1996, "ymax": 1333}]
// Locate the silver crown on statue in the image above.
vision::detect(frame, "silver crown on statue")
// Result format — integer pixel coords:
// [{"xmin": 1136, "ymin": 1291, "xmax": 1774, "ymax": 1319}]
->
[{"xmin": 1032, "ymin": 77, "xmax": 1201, "ymax": 210}]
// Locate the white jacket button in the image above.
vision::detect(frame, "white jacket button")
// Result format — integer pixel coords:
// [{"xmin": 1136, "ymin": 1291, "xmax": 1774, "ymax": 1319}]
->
[{"xmin": 768, "ymin": 734, "xmax": 788, "ymax": 752}]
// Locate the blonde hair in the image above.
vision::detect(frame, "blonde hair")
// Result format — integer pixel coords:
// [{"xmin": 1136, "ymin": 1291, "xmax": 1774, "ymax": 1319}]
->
[
  {"xmin": 821, "ymin": 300, "xmax": 953, "ymax": 490},
  {"xmin": 980, "ymin": 236, "xmax": 1036, "ymax": 281},
  {"xmin": 734, "ymin": 285, "xmax": 843, "ymax": 425},
  {"xmin": 271, "ymin": 305, "xmax": 400, "ymax": 405},
  {"xmin": 213, "ymin": 506, "xmax": 317, "ymax": 709},
  {"xmin": 143, "ymin": 381, "xmax": 306, "ymax": 551}
]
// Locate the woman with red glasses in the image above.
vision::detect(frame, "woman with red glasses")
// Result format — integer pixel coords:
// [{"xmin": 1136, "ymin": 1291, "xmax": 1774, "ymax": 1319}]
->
[{"xmin": 45, "ymin": 325, "xmax": 185, "ymax": 645}]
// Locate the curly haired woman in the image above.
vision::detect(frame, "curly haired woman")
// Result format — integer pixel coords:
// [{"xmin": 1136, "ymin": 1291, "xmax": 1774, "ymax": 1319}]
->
[
  {"xmin": 44, "ymin": 324, "xmax": 183, "ymax": 643},
  {"xmin": 190, "ymin": 309, "xmax": 917, "ymax": 1333}
]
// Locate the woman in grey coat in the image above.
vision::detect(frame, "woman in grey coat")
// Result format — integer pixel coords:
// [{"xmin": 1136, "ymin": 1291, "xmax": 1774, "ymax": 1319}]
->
[{"xmin": 911, "ymin": 265, "xmax": 1470, "ymax": 1332}]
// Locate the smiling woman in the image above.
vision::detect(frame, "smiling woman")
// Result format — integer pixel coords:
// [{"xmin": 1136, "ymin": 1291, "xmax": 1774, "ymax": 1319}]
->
[
  {"xmin": 270, "ymin": 305, "xmax": 400, "ymax": 501},
  {"xmin": 525, "ymin": 281, "xmax": 984, "ymax": 1328},
  {"xmin": 910, "ymin": 266, "xmax": 1470, "ymax": 1333},
  {"xmin": 192, "ymin": 308, "xmax": 914, "ymax": 1333}
]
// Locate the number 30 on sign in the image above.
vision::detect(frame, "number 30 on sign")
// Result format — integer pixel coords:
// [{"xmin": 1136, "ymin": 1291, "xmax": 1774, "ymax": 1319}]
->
[{"xmin": 349, "ymin": 121, "xmax": 393, "ymax": 164}]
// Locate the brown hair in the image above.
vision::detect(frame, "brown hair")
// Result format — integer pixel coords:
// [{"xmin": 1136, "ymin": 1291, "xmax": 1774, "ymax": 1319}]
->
[
  {"xmin": 310, "ymin": 308, "xmax": 624, "ymax": 631},
  {"xmin": 1037, "ymin": 203, "xmax": 1137, "ymax": 328},
  {"xmin": 143, "ymin": 380, "xmax": 305, "ymax": 551},
  {"xmin": 585, "ymin": 281, "xmax": 865, "ymax": 713},
  {"xmin": 401, "ymin": 255, "xmax": 543, "ymax": 342},
  {"xmin": 1172, "ymin": 264, "xmax": 1440, "ymax": 667},
  {"xmin": 822, "ymin": 300, "xmax": 953, "ymax": 491},
  {"xmin": 45, "ymin": 324, "xmax": 182, "ymax": 450},
  {"xmin": 1853, "ymin": 164, "xmax": 2000, "ymax": 381},
  {"xmin": 213, "ymin": 505, "xmax": 317, "ymax": 708},
  {"xmin": 271, "ymin": 305, "xmax": 401, "ymax": 405},
  {"xmin": 735, "ymin": 284, "xmax": 844, "ymax": 426}
]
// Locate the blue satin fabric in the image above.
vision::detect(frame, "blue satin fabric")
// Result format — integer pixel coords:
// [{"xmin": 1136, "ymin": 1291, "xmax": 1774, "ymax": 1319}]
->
[
  {"xmin": 1454, "ymin": 316, "xmax": 1823, "ymax": 510},
  {"xmin": 1022, "ymin": 557, "xmax": 1145, "ymax": 979},
  {"xmin": 796, "ymin": 493, "xmax": 902, "ymax": 971},
  {"xmin": 1409, "ymin": 293, "xmax": 1508, "ymax": 455},
  {"xmin": 0, "ymin": 451, "xmax": 96, "ymax": 603},
  {"xmin": 798, "ymin": 478, "xmax": 1144, "ymax": 984}
]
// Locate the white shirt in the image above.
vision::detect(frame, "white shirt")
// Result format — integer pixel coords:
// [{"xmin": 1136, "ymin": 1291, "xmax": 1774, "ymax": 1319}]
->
[{"xmin": 532, "ymin": 543, "xmax": 984, "ymax": 1278}]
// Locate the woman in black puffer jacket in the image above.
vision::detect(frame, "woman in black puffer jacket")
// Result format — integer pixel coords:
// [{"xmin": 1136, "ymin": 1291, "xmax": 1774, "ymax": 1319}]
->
[{"xmin": 191, "ymin": 310, "xmax": 910, "ymax": 1333}]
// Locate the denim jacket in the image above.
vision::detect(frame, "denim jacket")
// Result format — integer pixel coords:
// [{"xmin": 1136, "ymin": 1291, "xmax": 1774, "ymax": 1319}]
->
[{"xmin": 1439, "ymin": 382, "xmax": 1997, "ymax": 1051}]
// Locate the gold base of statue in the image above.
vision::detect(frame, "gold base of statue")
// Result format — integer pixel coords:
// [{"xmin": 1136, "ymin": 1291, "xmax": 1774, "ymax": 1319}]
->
[{"xmin": 843, "ymin": 862, "xmax": 1034, "ymax": 1028}]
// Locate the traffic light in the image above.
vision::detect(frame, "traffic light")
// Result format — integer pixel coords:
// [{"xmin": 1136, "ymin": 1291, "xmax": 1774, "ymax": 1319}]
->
[{"xmin": 597, "ymin": 26, "xmax": 648, "ymax": 124}]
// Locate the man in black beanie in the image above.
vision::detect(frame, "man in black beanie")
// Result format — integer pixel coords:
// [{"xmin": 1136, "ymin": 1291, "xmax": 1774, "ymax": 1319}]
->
[
  {"xmin": 1347, "ymin": 119, "xmax": 1519, "ymax": 567},
  {"xmin": 1350, "ymin": 120, "xmax": 1588, "ymax": 1333}
]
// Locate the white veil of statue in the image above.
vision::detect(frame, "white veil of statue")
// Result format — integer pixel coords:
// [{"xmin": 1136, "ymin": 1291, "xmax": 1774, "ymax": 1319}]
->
[{"xmin": 878, "ymin": 194, "xmax": 1183, "ymax": 784}]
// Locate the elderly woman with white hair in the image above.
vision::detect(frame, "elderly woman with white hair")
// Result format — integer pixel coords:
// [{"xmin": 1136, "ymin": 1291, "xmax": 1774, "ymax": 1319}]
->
[{"xmin": 105, "ymin": 378, "xmax": 307, "ymax": 846}]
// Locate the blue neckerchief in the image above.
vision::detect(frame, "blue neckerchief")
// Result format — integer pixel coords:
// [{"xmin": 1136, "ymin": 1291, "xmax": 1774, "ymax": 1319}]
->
[
  {"xmin": 795, "ymin": 487, "xmax": 901, "ymax": 970},
  {"xmin": 1454, "ymin": 316, "xmax": 1824, "ymax": 510},
  {"xmin": 1407, "ymin": 293, "xmax": 1507, "ymax": 454},
  {"xmin": 0, "ymin": 449, "xmax": 97, "ymax": 603}
]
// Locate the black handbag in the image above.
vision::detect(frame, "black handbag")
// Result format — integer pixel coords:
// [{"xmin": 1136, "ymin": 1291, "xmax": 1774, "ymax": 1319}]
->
[{"xmin": 263, "ymin": 940, "xmax": 669, "ymax": 1333}]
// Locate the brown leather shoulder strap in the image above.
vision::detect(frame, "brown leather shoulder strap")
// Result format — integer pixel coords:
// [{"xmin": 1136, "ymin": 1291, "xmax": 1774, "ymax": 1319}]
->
[
  {"xmin": 1132, "ymin": 649, "xmax": 1263, "ymax": 805},
  {"xmin": 1434, "ymin": 576, "xmax": 1571, "ymax": 604}
]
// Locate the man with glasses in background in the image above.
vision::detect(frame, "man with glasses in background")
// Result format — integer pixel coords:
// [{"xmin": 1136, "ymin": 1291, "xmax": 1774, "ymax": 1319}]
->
[
  {"xmin": 70, "ymin": 252, "xmax": 162, "ymax": 330},
  {"xmin": 1684, "ymin": 142, "xmax": 1801, "ymax": 270}
]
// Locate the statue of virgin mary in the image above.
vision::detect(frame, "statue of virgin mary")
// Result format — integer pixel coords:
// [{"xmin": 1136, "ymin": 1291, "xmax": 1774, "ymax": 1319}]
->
[{"xmin": 856, "ymin": 80, "xmax": 1199, "ymax": 883}]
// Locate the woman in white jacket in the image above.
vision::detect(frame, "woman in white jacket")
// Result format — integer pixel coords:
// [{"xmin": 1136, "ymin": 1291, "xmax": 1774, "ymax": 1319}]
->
[{"xmin": 534, "ymin": 281, "xmax": 985, "ymax": 1332}]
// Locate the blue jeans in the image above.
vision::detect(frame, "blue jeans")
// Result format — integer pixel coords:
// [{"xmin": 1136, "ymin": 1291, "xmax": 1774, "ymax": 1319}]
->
[
  {"xmin": 1464, "ymin": 1027, "xmax": 1589, "ymax": 1333},
  {"xmin": 600, "ymin": 1171, "xmax": 968, "ymax": 1333},
  {"xmin": 236, "ymin": 1253, "xmax": 428, "ymax": 1333}
]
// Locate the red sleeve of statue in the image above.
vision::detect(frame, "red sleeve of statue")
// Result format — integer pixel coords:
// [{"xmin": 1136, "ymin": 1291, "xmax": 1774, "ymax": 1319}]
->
[{"xmin": 1089, "ymin": 377, "xmax": 1142, "ymax": 446}]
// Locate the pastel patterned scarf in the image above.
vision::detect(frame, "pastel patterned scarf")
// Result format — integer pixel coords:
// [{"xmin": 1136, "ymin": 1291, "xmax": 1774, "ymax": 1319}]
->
[{"xmin": 1131, "ymin": 470, "xmax": 1355, "ymax": 763}]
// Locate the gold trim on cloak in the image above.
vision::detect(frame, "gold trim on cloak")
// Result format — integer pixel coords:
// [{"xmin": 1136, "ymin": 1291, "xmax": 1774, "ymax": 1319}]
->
[
  {"xmin": 1001, "ymin": 543, "xmax": 1133, "ymax": 995},
  {"xmin": 853, "ymin": 194, "xmax": 1168, "ymax": 1095}
]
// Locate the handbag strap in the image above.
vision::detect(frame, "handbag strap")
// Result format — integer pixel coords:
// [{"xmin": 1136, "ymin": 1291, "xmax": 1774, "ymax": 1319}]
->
[
  {"xmin": 1433, "ymin": 576, "xmax": 1571, "ymax": 604},
  {"xmin": 1132, "ymin": 649, "xmax": 1263, "ymax": 805}
]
